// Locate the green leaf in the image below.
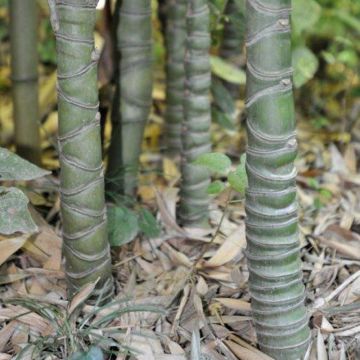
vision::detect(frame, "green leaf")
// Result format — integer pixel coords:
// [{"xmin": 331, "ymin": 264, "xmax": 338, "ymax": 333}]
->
[
  {"xmin": 212, "ymin": 78, "xmax": 235, "ymax": 115},
  {"xmin": 212, "ymin": 107, "xmax": 236, "ymax": 130},
  {"xmin": 138, "ymin": 208, "xmax": 160, "ymax": 238},
  {"xmin": 193, "ymin": 152, "xmax": 232, "ymax": 175},
  {"xmin": 333, "ymin": 10, "xmax": 360, "ymax": 33},
  {"xmin": 210, "ymin": 56, "xmax": 246, "ymax": 85},
  {"xmin": 232, "ymin": 0, "xmax": 246, "ymax": 13},
  {"xmin": 0, "ymin": 148, "xmax": 50, "ymax": 181},
  {"xmin": 69, "ymin": 347, "xmax": 104, "ymax": 360},
  {"xmin": 228, "ymin": 155, "xmax": 247, "ymax": 194},
  {"xmin": 292, "ymin": 0, "xmax": 321, "ymax": 34},
  {"xmin": 207, "ymin": 180, "xmax": 226, "ymax": 195},
  {"xmin": 0, "ymin": 187, "xmax": 37, "ymax": 235},
  {"xmin": 208, "ymin": 0, "xmax": 227, "ymax": 13},
  {"xmin": 292, "ymin": 46, "xmax": 319, "ymax": 88},
  {"xmin": 37, "ymin": 19, "xmax": 57, "ymax": 65},
  {"xmin": 107, "ymin": 206, "xmax": 139, "ymax": 246}
]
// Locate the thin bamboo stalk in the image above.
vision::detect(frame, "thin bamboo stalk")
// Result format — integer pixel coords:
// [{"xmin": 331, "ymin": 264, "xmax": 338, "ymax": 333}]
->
[
  {"xmin": 106, "ymin": 0, "xmax": 153, "ymax": 197},
  {"xmin": 164, "ymin": 0, "xmax": 187, "ymax": 155},
  {"xmin": 179, "ymin": 0, "xmax": 211, "ymax": 227},
  {"xmin": 10, "ymin": 0, "xmax": 41, "ymax": 164},
  {"xmin": 219, "ymin": 0, "xmax": 245, "ymax": 98}
]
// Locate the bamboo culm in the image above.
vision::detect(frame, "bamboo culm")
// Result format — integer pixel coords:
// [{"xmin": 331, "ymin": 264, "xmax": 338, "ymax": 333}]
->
[
  {"xmin": 219, "ymin": 0, "xmax": 245, "ymax": 98},
  {"xmin": 106, "ymin": 0, "xmax": 153, "ymax": 196},
  {"xmin": 165, "ymin": 0, "xmax": 187, "ymax": 154},
  {"xmin": 245, "ymin": 0, "xmax": 310, "ymax": 358},
  {"xmin": 179, "ymin": 0, "xmax": 211, "ymax": 226},
  {"xmin": 49, "ymin": 0, "xmax": 113, "ymax": 301},
  {"xmin": 10, "ymin": 0, "xmax": 41, "ymax": 165}
]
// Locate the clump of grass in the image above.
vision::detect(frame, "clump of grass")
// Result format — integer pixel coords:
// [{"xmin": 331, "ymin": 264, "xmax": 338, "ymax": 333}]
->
[{"xmin": 2, "ymin": 285, "xmax": 165, "ymax": 359}]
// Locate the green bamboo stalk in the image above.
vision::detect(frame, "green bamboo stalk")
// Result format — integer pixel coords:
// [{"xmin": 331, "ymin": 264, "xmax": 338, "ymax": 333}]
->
[
  {"xmin": 106, "ymin": 0, "xmax": 153, "ymax": 196},
  {"xmin": 179, "ymin": 0, "xmax": 211, "ymax": 227},
  {"xmin": 9, "ymin": 0, "xmax": 41, "ymax": 165},
  {"xmin": 219, "ymin": 0, "xmax": 245, "ymax": 98},
  {"xmin": 164, "ymin": 0, "xmax": 187, "ymax": 155},
  {"xmin": 48, "ymin": 0, "xmax": 113, "ymax": 301},
  {"xmin": 245, "ymin": 0, "xmax": 310, "ymax": 358}
]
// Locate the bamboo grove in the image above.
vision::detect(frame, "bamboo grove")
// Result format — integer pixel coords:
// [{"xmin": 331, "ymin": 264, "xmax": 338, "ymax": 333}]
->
[{"xmin": 7, "ymin": 0, "xmax": 312, "ymax": 357}]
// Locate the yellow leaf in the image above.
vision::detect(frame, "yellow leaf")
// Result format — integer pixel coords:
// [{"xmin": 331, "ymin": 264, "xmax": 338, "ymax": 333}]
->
[{"xmin": 163, "ymin": 157, "xmax": 180, "ymax": 182}]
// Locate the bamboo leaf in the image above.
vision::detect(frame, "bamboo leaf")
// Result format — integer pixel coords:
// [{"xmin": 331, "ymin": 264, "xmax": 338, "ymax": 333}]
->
[
  {"xmin": 212, "ymin": 78, "xmax": 235, "ymax": 115},
  {"xmin": 193, "ymin": 152, "xmax": 232, "ymax": 175},
  {"xmin": 0, "ymin": 187, "xmax": 37, "ymax": 235},
  {"xmin": 224, "ymin": 340, "xmax": 272, "ymax": 360},
  {"xmin": 210, "ymin": 55, "xmax": 246, "ymax": 84},
  {"xmin": 107, "ymin": 206, "xmax": 139, "ymax": 246},
  {"xmin": 205, "ymin": 223, "xmax": 246, "ymax": 267},
  {"xmin": 292, "ymin": 0, "xmax": 321, "ymax": 34},
  {"xmin": 228, "ymin": 155, "xmax": 247, "ymax": 194},
  {"xmin": 316, "ymin": 330, "xmax": 327, "ymax": 360},
  {"xmin": 68, "ymin": 279, "xmax": 99, "ymax": 315},
  {"xmin": 138, "ymin": 208, "xmax": 161, "ymax": 238},
  {"xmin": 207, "ymin": 180, "xmax": 226, "ymax": 195},
  {"xmin": 292, "ymin": 46, "xmax": 319, "ymax": 88},
  {"xmin": 212, "ymin": 107, "xmax": 236, "ymax": 130},
  {"xmin": 0, "ymin": 148, "xmax": 50, "ymax": 181}
]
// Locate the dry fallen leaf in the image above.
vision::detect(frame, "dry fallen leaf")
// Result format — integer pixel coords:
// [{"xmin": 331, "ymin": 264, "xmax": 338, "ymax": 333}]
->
[
  {"xmin": 224, "ymin": 340, "xmax": 274, "ymax": 360},
  {"xmin": 316, "ymin": 330, "xmax": 328, "ymax": 360},
  {"xmin": 203, "ymin": 223, "xmax": 246, "ymax": 267},
  {"xmin": 214, "ymin": 298, "xmax": 251, "ymax": 314},
  {"xmin": 68, "ymin": 278, "xmax": 99, "ymax": 315},
  {"xmin": 0, "ymin": 234, "xmax": 29, "ymax": 267}
]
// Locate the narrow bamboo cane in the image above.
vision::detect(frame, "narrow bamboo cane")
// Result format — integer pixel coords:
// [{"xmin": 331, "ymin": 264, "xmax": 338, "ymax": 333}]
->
[
  {"xmin": 49, "ymin": 0, "xmax": 113, "ymax": 301},
  {"xmin": 9, "ymin": 0, "xmax": 41, "ymax": 165},
  {"xmin": 106, "ymin": 0, "xmax": 153, "ymax": 197},
  {"xmin": 164, "ymin": 0, "xmax": 187, "ymax": 155},
  {"xmin": 245, "ymin": 0, "xmax": 310, "ymax": 358},
  {"xmin": 219, "ymin": 0, "xmax": 245, "ymax": 98},
  {"xmin": 179, "ymin": 0, "xmax": 211, "ymax": 227}
]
